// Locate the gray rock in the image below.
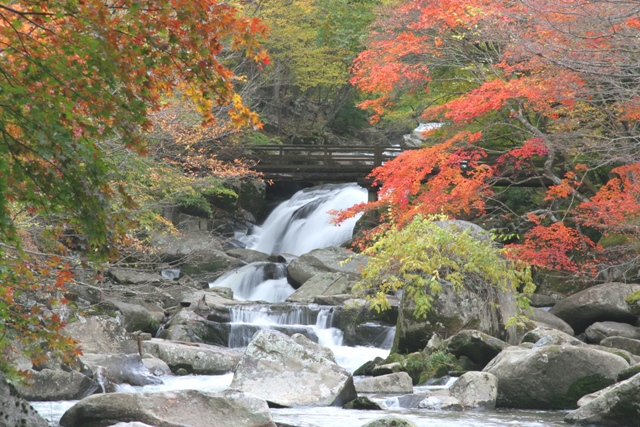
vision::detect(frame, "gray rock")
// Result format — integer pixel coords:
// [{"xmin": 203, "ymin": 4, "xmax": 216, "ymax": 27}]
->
[
  {"xmin": 342, "ymin": 396, "xmax": 383, "ymax": 410},
  {"xmin": 418, "ymin": 395, "xmax": 463, "ymax": 411},
  {"xmin": 181, "ymin": 249, "xmax": 238, "ymax": 275},
  {"xmin": 549, "ymin": 282, "xmax": 640, "ymax": 334},
  {"xmin": 565, "ymin": 372, "xmax": 640, "ymax": 426},
  {"xmin": 81, "ymin": 354, "xmax": 161, "ymax": 387},
  {"xmin": 354, "ymin": 372, "xmax": 413, "ymax": 394},
  {"xmin": 0, "ymin": 372, "xmax": 49, "ymax": 427},
  {"xmin": 231, "ymin": 329, "xmax": 356, "ymax": 407},
  {"xmin": 527, "ymin": 308, "xmax": 575, "ymax": 336},
  {"xmin": 163, "ymin": 309, "xmax": 229, "ymax": 346},
  {"xmin": 449, "ymin": 371, "xmax": 498, "ymax": 409},
  {"xmin": 141, "ymin": 355, "xmax": 172, "ymax": 377},
  {"xmin": 59, "ymin": 389, "xmax": 275, "ymax": 427},
  {"xmin": 286, "ymin": 246, "xmax": 367, "ymax": 288},
  {"xmin": 107, "ymin": 268, "xmax": 163, "ymax": 285},
  {"xmin": 63, "ymin": 315, "xmax": 137, "ymax": 355},
  {"xmin": 394, "ymin": 277, "xmax": 518, "ymax": 353},
  {"xmin": 225, "ymin": 248, "xmax": 271, "ymax": 264},
  {"xmin": 585, "ymin": 321, "xmax": 640, "ymax": 344},
  {"xmin": 529, "ymin": 294, "xmax": 558, "ymax": 307},
  {"xmin": 617, "ymin": 364, "xmax": 640, "ymax": 382},
  {"xmin": 483, "ymin": 345, "xmax": 629, "ymax": 409},
  {"xmin": 291, "ymin": 333, "xmax": 336, "ymax": 362},
  {"xmin": 109, "ymin": 423, "xmax": 155, "ymax": 427},
  {"xmin": 152, "ymin": 232, "xmax": 225, "ymax": 260},
  {"xmin": 361, "ymin": 416, "xmax": 417, "ymax": 427},
  {"xmin": 141, "ymin": 338, "xmax": 241, "ymax": 375},
  {"xmin": 286, "ymin": 272, "xmax": 355, "ymax": 303},
  {"xmin": 600, "ymin": 336, "xmax": 640, "ymax": 357},
  {"xmin": 372, "ymin": 362, "xmax": 401, "ymax": 377},
  {"xmin": 14, "ymin": 369, "xmax": 99, "ymax": 401},
  {"xmin": 443, "ymin": 330, "xmax": 510, "ymax": 368},
  {"xmin": 103, "ymin": 299, "xmax": 161, "ymax": 334},
  {"xmin": 521, "ymin": 327, "xmax": 584, "ymax": 347}
]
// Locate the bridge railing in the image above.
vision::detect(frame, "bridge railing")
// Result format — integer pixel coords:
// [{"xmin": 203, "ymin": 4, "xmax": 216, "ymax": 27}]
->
[{"xmin": 245, "ymin": 144, "xmax": 406, "ymax": 170}]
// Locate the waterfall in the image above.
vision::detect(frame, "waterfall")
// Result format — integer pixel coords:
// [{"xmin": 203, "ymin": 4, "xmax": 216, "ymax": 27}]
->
[
  {"xmin": 245, "ymin": 183, "xmax": 367, "ymax": 256},
  {"xmin": 211, "ymin": 183, "xmax": 367, "ymax": 303}
]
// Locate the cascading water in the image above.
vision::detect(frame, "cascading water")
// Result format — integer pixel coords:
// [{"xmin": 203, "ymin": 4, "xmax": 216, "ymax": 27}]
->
[{"xmin": 244, "ymin": 183, "xmax": 367, "ymax": 256}]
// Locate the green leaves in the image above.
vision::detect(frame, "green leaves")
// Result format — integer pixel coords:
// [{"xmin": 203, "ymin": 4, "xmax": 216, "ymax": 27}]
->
[{"xmin": 354, "ymin": 215, "xmax": 534, "ymax": 320}]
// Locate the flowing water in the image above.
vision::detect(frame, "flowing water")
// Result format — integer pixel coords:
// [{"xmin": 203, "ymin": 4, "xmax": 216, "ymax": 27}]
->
[{"xmin": 33, "ymin": 184, "xmax": 567, "ymax": 426}]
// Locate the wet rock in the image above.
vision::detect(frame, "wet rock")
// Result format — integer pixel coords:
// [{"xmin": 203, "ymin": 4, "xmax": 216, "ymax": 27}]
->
[
  {"xmin": 483, "ymin": 345, "xmax": 629, "ymax": 409},
  {"xmin": 449, "ymin": 371, "xmax": 498, "ymax": 409},
  {"xmin": 286, "ymin": 246, "xmax": 367, "ymax": 288},
  {"xmin": 0, "ymin": 372, "xmax": 49, "ymax": 427},
  {"xmin": 418, "ymin": 395, "xmax": 463, "ymax": 411},
  {"xmin": 342, "ymin": 396, "xmax": 383, "ymax": 410},
  {"xmin": 549, "ymin": 282, "xmax": 640, "ymax": 334},
  {"xmin": 565, "ymin": 373, "xmax": 640, "ymax": 426},
  {"xmin": 141, "ymin": 338, "xmax": 241, "ymax": 375},
  {"xmin": 141, "ymin": 354, "xmax": 172, "ymax": 377},
  {"xmin": 353, "ymin": 357, "xmax": 385, "ymax": 376},
  {"xmin": 225, "ymin": 248, "xmax": 271, "ymax": 264},
  {"xmin": 354, "ymin": 372, "xmax": 413, "ymax": 394},
  {"xmin": 585, "ymin": 321, "xmax": 640, "ymax": 344},
  {"xmin": 59, "ymin": 389, "xmax": 275, "ymax": 427},
  {"xmin": 231, "ymin": 329, "xmax": 356, "ymax": 407},
  {"xmin": 63, "ymin": 315, "xmax": 137, "ymax": 355},
  {"xmin": 361, "ymin": 416, "xmax": 417, "ymax": 427},
  {"xmin": 81, "ymin": 354, "xmax": 161, "ymax": 387},
  {"xmin": 286, "ymin": 272, "xmax": 355, "ymax": 303},
  {"xmin": 443, "ymin": 330, "xmax": 510, "ymax": 368},
  {"xmin": 14, "ymin": 369, "xmax": 99, "ymax": 401}
]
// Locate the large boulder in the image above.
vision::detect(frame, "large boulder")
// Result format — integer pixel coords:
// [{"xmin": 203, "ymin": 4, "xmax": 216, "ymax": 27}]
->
[
  {"xmin": 14, "ymin": 369, "xmax": 99, "ymax": 401},
  {"xmin": 443, "ymin": 329, "xmax": 510, "ymax": 368},
  {"xmin": 483, "ymin": 345, "xmax": 629, "ymax": 409},
  {"xmin": 585, "ymin": 321, "xmax": 640, "ymax": 344},
  {"xmin": 0, "ymin": 372, "xmax": 49, "ymax": 427},
  {"xmin": 152, "ymin": 232, "xmax": 238, "ymax": 275},
  {"xmin": 161, "ymin": 309, "xmax": 230, "ymax": 346},
  {"xmin": 565, "ymin": 373, "xmax": 640, "ymax": 426},
  {"xmin": 231, "ymin": 330, "xmax": 356, "ymax": 407},
  {"xmin": 63, "ymin": 315, "xmax": 137, "ymax": 355},
  {"xmin": 393, "ymin": 277, "xmax": 518, "ymax": 353},
  {"xmin": 527, "ymin": 308, "xmax": 575, "ymax": 336},
  {"xmin": 107, "ymin": 269, "xmax": 163, "ymax": 285},
  {"xmin": 286, "ymin": 246, "xmax": 367, "ymax": 288},
  {"xmin": 102, "ymin": 299, "xmax": 162, "ymax": 334},
  {"xmin": 141, "ymin": 338, "xmax": 241, "ymax": 375},
  {"xmin": 59, "ymin": 389, "xmax": 275, "ymax": 427},
  {"xmin": 286, "ymin": 272, "xmax": 355, "ymax": 303},
  {"xmin": 354, "ymin": 372, "xmax": 413, "ymax": 394},
  {"xmin": 549, "ymin": 283, "xmax": 640, "ymax": 334},
  {"xmin": 449, "ymin": 371, "xmax": 499, "ymax": 410},
  {"xmin": 520, "ymin": 326, "xmax": 584, "ymax": 347}
]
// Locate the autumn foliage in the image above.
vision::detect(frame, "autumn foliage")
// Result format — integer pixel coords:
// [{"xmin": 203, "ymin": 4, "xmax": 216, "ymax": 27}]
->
[
  {"xmin": 347, "ymin": 0, "xmax": 640, "ymax": 281},
  {"xmin": 0, "ymin": 1, "xmax": 267, "ymax": 374}
]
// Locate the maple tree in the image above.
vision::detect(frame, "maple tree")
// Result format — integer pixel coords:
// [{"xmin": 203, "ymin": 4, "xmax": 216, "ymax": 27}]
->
[
  {"xmin": 345, "ymin": 0, "xmax": 640, "ymax": 282},
  {"xmin": 0, "ymin": 0, "xmax": 267, "ymax": 375}
]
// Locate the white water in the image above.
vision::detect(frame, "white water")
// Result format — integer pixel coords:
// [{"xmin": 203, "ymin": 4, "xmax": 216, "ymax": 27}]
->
[
  {"xmin": 32, "ymin": 184, "xmax": 567, "ymax": 427},
  {"xmin": 245, "ymin": 183, "xmax": 367, "ymax": 256}
]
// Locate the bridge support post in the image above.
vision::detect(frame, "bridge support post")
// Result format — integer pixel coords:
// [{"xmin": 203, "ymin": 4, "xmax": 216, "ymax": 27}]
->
[{"xmin": 357, "ymin": 178, "xmax": 379, "ymax": 202}]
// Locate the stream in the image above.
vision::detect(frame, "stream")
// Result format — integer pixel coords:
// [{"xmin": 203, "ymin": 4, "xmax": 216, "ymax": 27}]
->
[{"xmin": 32, "ymin": 183, "xmax": 568, "ymax": 427}]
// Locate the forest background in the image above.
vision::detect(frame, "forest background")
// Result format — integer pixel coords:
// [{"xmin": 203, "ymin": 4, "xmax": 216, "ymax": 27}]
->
[{"xmin": 1, "ymin": 0, "xmax": 639, "ymax": 375}]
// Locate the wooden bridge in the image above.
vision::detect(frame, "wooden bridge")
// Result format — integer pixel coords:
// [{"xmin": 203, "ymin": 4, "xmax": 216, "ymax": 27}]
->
[
  {"xmin": 246, "ymin": 144, "xmax": 553, "ymax": 189},
  {"xmin": 247, "ymin": 144, "xmax": 407, "ymax": 182}
]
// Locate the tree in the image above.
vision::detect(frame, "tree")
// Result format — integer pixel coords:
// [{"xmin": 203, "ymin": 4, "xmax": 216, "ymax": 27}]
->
[
  {"xmin": 0, "ymin": 0, "xmax": 267, "ymax": 375},
  {"xmin": 345, "ymin": 0, "xmax": 640, "ymax": 282}
]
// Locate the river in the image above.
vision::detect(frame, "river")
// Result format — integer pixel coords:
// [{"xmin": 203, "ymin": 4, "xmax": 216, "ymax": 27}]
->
[{"xmin": 33, "ymin": 183, "xmax": 568, "ymax": 427}]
